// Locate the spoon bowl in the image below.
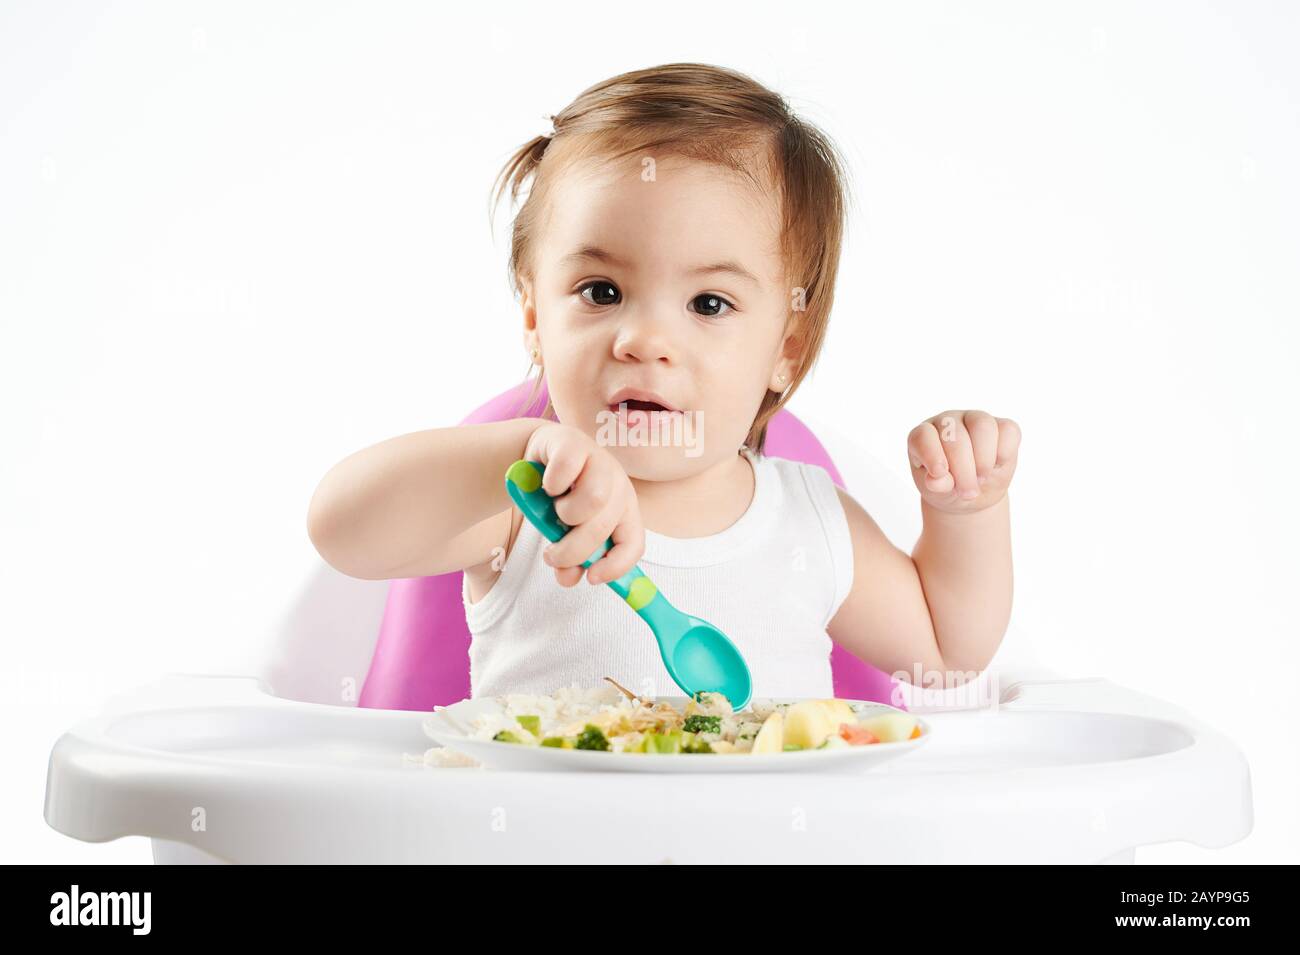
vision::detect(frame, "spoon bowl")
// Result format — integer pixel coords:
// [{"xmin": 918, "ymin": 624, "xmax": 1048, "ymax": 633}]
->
[{"xmin": 671, "ymin": 623, "xmax": 753, "ymax": 710}]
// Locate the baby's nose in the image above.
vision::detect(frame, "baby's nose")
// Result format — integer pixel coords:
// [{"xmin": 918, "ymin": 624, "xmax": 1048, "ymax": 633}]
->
[{"xmin": 612, "ymin": 312, "xmax": 676, "ymax": 363}]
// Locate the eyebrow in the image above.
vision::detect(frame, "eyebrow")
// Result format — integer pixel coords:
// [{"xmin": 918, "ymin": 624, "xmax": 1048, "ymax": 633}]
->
[{"xmin": 559, "ymin": 246, "xmax": 762, "ymax": 287}]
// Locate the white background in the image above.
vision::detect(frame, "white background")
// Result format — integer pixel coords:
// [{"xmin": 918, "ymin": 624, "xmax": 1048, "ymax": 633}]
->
[{"xmin": 2, "ymin": 1, "xmax": 1296, "ymax": 863}]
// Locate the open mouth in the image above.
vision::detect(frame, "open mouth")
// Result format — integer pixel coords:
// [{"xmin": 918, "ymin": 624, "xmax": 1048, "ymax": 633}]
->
[{"xmin": 610, "ymin": 398, "xmax": 680, "ymax": 415}]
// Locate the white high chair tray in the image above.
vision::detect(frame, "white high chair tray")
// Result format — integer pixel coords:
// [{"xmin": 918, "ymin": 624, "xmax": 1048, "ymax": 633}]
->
[{"xmin": 44, "ymin": 673, "xmax": 1253, "ymax": 864}]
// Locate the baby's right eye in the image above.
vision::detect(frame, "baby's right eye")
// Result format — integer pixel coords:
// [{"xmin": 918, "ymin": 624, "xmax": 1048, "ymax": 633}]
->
[{"xmin": 578, "ymin": 281, "xmax": 621, "ymax": 307}]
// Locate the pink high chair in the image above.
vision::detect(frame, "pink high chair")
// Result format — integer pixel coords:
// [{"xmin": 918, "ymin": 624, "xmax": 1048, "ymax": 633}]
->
[{"xmin": 357, "ymin": 380, "xmax": 901, "ymax": 711}]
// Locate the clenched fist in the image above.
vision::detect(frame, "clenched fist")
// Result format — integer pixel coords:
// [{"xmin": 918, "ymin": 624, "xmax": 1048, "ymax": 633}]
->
[
  {"xmin": 907, "ymin": 411, "xmax": 1021, "ymax": 513},
  {"xmin": 522, "ymin": 421, "xmax": 645, "ymax": 587}
]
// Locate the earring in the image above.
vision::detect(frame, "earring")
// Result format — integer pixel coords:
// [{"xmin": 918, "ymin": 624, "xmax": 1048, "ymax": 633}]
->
[
  {"xmin": 530, "ymin": 347, "xmax": 541, "ymax": 364},
  {"xmin": 776, "ymin": 373, "xmax": 787, "ymax": 386}
]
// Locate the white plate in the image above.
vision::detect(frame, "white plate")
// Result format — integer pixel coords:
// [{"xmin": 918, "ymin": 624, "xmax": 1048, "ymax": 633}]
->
[{"xmin": 423, "ymin": 696, "xmax": 932, "ymax": 773}]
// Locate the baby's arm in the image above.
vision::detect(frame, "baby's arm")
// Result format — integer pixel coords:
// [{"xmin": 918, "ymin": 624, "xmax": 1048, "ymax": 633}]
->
[
  {"xmin": 307, "ymin": 418, "xmax": 546, "ymax": 580},
  {"xmin": 828, "ymin": 410, "xmax": 1019, "ymax": 687},
  {"xmin": 829, "ymin": 490, "xmax": 1012, "ymax": 686}
]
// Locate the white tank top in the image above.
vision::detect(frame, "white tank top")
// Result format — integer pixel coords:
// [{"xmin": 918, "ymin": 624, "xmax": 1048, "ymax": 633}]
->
[{"xmin": 462, "ymin": 447, "xmax": 855, "ymax": 701}]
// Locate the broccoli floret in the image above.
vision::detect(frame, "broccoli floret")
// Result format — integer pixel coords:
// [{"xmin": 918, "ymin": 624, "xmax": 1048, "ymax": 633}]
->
[
  {"xmin": 575, "ymin": 724, "xmax": 610, "ymax": 751},
  {"xmin": 683, "ymin": 714, "xmax": 722, "ymax": 735}
]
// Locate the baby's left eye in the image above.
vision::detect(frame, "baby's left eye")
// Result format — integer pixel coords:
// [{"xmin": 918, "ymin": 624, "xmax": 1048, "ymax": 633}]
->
[{"xmin": 690, "ymin": 293, "xmax": 735, "ymax": 318}]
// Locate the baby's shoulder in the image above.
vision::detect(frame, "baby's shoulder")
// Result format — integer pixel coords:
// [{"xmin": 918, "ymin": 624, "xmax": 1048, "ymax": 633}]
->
[
  {"xmin": 760, "ymin": 453, "xmax": 858, "ymax": 537},
  {"xmin": 761, "ymin": 453, "xmax": 839, "ymax": 501}
]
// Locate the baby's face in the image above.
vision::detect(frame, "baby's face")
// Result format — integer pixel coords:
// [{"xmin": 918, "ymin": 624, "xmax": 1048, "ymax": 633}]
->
[{"xmin": 523, "ymin": 153, "xmax": 795, "ymax": 480}]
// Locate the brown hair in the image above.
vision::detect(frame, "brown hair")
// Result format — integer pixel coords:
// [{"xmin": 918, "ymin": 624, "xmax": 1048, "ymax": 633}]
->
[{"xmin": 490, "ymin": 62, "xmax": 850, "ymax": 453}]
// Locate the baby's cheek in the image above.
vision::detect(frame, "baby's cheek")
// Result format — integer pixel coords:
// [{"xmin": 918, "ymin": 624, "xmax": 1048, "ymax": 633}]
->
[{"xmin": 708, "ymin": 392, "xmax": 761, "ymax": 445}]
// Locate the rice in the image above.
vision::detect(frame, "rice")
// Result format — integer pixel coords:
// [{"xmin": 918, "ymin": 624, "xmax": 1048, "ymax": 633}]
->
[
  {"xmin": 419, "ymin": 747, "xmax": 482, "ymax": 768},
  {"xmin": 469, "ymin": 684, "xmax": 630, "ymax": 740}
]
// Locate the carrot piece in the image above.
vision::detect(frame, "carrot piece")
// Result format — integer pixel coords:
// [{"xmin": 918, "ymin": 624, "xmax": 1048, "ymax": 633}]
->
[{"xmin": 839, "ymin": 723, "xmax": 879, "ymax": 745}]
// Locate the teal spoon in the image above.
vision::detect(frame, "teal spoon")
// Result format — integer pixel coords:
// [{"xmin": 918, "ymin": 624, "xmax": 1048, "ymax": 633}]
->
[{"xmin": 505, "ymin": 459, "xmax": 753, "ymax": 710}]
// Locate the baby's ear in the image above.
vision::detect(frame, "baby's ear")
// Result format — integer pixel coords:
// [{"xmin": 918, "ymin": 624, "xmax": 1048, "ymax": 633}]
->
[
  {"xmin": 518, "ymin": 277, "xmax": 537, "ymax": 327},
  {"xmin": 779, "ymin": 320, "xmax": 804, "ymax": 360},
  {"xmin": 776, "ymin": 330, "xmax": 803, "ymax": 381}
]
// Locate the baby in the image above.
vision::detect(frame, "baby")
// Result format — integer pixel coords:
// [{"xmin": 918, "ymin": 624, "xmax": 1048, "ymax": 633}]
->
[{"xmin": 308, "ymin": 63, "xmax": 1020, "ymax": 701}]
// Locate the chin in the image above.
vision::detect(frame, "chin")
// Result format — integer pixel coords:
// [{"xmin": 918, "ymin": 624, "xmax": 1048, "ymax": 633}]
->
[{"xmin": 607, "ymin": 444, "xmax": 712, "ymax": 481}]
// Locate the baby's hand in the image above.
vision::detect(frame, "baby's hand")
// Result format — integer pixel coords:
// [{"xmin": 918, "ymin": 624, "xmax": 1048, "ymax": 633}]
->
[
  {"xmin": 907, "ymin": 410, "xmax": 1021, "ymax": 513},
  {"xmin": 522, "ymin": 422, "xmax": 644, "ymax": 587}
]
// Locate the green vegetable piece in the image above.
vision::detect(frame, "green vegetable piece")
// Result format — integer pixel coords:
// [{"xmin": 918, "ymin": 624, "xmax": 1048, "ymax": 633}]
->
[
  {"xmin": 494, "ymin": 730, "xmax": 524, "ymax": 744},
  {"xmin": 783, "ymin": 743, "xmax": 804, "ymax": 751},
  {"xmin": 516, "ymin": 715, "xmax": 541, "ymax": 736},
  {"xmin": 683, "ymin": 714, "xmax": 722, "ymax": 735},
  {"xmin": 647, "ymin": 730, "xmax": 683, "ymax": 754},
  {"xmin": 681, "ymin": 731, "xmax": 714, "ymax": 754},
  {"xmin": 575, "ymin": 724, "xmax": 610, "ymax": 751},
  {"xmin": 540, "ymin": 736, "xmax": 572, "ymax": 748}
]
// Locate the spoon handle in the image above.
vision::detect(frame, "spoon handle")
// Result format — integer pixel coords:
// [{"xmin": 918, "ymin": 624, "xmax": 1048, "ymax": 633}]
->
[{"xmin": 505, "ymin": 459, "xmax": 660, "ymax": 611}]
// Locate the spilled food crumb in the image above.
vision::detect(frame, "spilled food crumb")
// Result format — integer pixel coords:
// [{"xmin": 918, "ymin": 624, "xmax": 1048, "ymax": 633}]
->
[{"xmin": 402, "ymin": 748, "xmax": 483, "ymax": 769}]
